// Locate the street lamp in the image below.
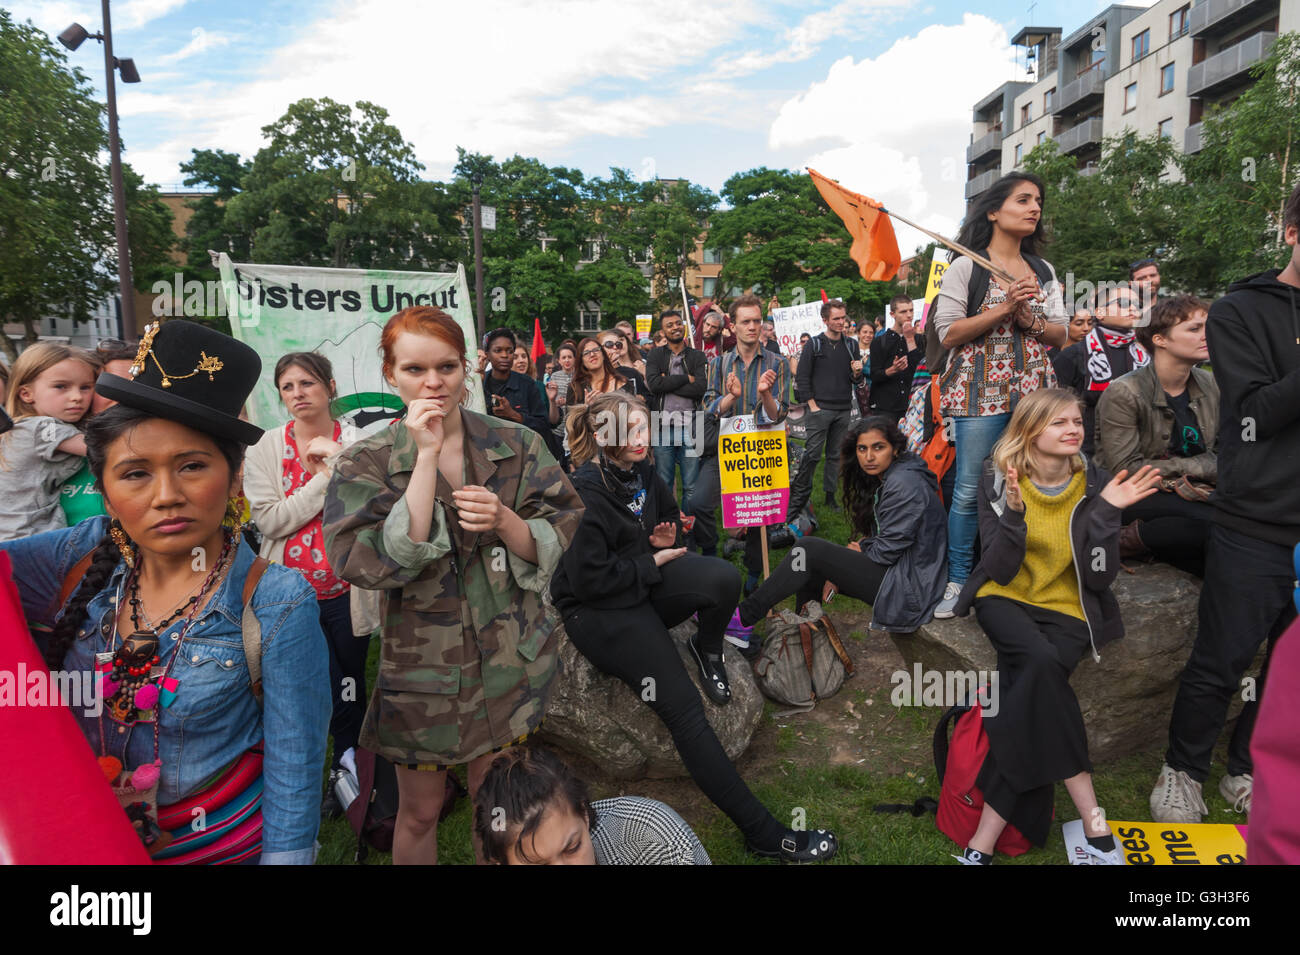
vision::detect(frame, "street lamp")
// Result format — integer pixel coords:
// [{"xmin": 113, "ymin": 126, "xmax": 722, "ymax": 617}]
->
[
  {"xmin": 471, "ymin": 173, "xmax": 485, "ymax": 341},
  {"xmin": 59, "ymin": 2, "xmax": 142, "ymax": 339}
]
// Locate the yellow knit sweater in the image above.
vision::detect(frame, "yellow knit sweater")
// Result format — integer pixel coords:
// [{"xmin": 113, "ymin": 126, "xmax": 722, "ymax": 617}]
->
[{"xmin": 977, "ymin": 470, "xmax": 1086, "ymax": 620}]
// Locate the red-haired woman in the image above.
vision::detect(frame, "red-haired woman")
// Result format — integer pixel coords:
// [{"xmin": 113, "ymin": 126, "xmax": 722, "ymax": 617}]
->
[{"xmin": 323, "ymin": 306, "xmax": 583, "ymax": 864}]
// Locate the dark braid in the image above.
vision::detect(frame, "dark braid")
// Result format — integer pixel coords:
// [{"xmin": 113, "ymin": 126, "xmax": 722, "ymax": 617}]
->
[{"xmin": 43, "ymin": 533, "xmax": 121, "ymax": 670}]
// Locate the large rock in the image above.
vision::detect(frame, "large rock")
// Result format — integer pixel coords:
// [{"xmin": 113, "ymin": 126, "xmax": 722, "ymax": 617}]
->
[
  {"xmin": 888, "ymin": 563, "xmax": 1261, "ymax": 762},
  {"xmin": 539, "ymin": 619, "xmax": 764, "ymax": 780}
]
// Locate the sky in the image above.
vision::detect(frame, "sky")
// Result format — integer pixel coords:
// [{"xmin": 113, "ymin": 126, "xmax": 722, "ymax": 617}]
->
[{"xmin": 10, "ymin": 0, "xmax": 1151, "ymax": 257}]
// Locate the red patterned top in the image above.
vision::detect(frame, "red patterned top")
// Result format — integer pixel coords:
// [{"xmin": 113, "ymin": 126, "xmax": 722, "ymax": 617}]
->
[{"xmin": 282, "ymin": 421, "xmax": 349, "ymax": 600}]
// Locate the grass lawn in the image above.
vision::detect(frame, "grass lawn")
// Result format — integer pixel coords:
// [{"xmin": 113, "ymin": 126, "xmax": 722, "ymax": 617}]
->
[{"xmin": 316, "ymin": 451, "xmax": 1247, "ymax": 865}]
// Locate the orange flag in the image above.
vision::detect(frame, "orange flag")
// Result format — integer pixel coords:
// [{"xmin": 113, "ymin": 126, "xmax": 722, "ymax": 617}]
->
[{"xmin": 808, "ymin": 168, "xmax": 902, "ymax": 282}]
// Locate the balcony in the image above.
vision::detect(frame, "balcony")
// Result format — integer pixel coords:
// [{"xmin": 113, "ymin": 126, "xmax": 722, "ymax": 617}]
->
[
  {"xmin": 1055, "ymin": 67, "xmax": 1106, "ymax": 116},
  {"xmin": 1079, "ymin": 163, "xmax": 1101, "ymax": 177},
  {"xmin": 1188, "ymin": 31, "xmax": 1277, "ymax": 98},
  {"xmin": 967, "ymin": 129, "xmax": 1004, "ymax": 163},
  {"xmin": 1190, "ymin": 0, "xmax": 1276, "ymax": 39},
  {"xmin": 1056, "ymin": 117, "xmax": 1104, "ymax": 155},
  {"xmin": 965, "ymin": 168, "xmax": 999, "ymax": 200},
  {"xmin": 1185, "ymin": 122, "xmax": 1205, "ymax": 154}
]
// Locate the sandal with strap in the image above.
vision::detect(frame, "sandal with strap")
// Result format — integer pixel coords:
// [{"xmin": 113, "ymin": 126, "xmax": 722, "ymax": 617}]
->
[
  {"xmin": 687, "ymin": 634, "xmax": 731, "ymax": 705},
  {"xmin": 748, "ymin": 829, "xmax": 839, "ymax": 864}
]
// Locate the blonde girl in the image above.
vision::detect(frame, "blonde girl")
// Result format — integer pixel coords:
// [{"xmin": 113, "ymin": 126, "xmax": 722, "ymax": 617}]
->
[{"xmin": 0, "ymin": 344, "xmax": 98, "ymax": 540}]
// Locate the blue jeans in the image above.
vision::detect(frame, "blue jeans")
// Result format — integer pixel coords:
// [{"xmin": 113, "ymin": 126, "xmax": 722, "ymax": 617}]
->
[
  {"xmin": 654, "ymin": 443, "xmax": 700, "ymax": 514},
  {"xmin": 946, "ymin": 412, "xmax": 1012, "ymax": 584}
]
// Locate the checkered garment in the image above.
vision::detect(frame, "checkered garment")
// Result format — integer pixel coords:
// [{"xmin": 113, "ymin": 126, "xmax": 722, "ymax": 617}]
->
[{"xmin": 589, "ymin": 797, "xmax": 712, "ymax": 865}]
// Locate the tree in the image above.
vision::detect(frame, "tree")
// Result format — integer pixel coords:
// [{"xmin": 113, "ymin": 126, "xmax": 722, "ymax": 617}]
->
[
  {"xmin": 640, "ymin": 179, "xmax": 716, "ymax": 307},
  {"xmin": 123, "ymin": 164, "xmax": 176, "ymax": 294},
  {"xmin": 179, "ymin": 148, "xmax": 251, "ymax": 274},
  {"xmin": 578, "ymin": 252, "xmax": 651, "ymax": 325},
  {"xmin": 0, "ymin": 12, "xmax": 111, "ymax": 357},
  {"xmin": 487, "ymin": 248, "xmax": 580, "ymax": 344},
  {"xmin": 903, "ymin": 242, "xmax": 938, "ymax": 301},
  {"xmin": 708, "ymin": 167, "xmax": 899, "ymax": 320}
]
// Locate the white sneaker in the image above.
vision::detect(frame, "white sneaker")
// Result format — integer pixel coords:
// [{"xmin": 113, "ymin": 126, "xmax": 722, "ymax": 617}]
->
[
  {"xmin": 1219, "ymin": 773, "xmax": 1253, "ymax": 814},
  {"xmin": 1150, "ymin": 763, "xmax": 1208, "ymax": 824},
  {"xmin": 932, "ymin": 581, "xmax": 962, "ymax": 619}
]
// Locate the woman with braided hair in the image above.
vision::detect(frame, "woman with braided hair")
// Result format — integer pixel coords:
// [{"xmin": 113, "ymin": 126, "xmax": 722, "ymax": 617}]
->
[{"xmin": 2, "ymin": 320, "xmax": 330, "ymax": 864}]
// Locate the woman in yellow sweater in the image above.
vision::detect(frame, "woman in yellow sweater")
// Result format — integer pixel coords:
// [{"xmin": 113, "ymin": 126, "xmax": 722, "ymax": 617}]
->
[{"xmin": 950, "ymin": 388, "xmax": 1161, "ymax": 865}]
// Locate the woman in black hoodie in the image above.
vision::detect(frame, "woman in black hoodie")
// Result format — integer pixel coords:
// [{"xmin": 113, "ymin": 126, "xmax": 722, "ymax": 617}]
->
[{"xmin": 550, "ymin": 391, "xmax": 838, "ymax": 863}]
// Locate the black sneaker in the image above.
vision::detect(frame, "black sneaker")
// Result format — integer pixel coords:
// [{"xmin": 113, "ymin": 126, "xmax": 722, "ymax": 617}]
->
[
  {"xmin": 687, "ymin": 634, "xmax": 731, "ymax": 705},
  {"xmin": 748, "ymin": 829, "xmax": 839, "ymax": 863}
]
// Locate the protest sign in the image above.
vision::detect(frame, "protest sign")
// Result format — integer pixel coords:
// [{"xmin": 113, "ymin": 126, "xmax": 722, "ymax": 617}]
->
[
  {"xmin": 920, "ymin": 259, "xmax": 948, "ymax": 331},
  {"xmin": 769, "ymin": 301, "xmax": 824, "ymax": 356},
  {"xmin": 1062, "ymin": 819, "xmax": 1248, "ymax": 865},
  {"xmin": 719, "ymin": 415, "xmax": 789, "ymax": 529},
  {"xmin": 635, "ymin": 313, "xmax": 653, "ymax": 339},
  {"xmin": 217, "ymin": 254, "xmax": 482, "ymax": 434}
]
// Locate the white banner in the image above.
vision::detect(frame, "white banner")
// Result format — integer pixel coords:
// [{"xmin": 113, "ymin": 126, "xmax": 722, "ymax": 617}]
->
[
  {"xmin": 217, "ymin": 254, "xmax": 482, "ymax": 435},
  {"xmin": 769, "ymin": 301, "xmax": 824, "ymax": 357}
]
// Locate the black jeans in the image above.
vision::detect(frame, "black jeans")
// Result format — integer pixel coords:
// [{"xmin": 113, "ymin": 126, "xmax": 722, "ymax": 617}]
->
[
  {"xmin": 787, "ymin": 406, "xmax": 852, "ymax": 518},
  {"xmin": 691, "ymin": 454, "xmax": 768, "ymax": 576},
  {"xmin": 738, "ymin": 536, "xmax": 888, "ymax": 627},
  {"xmin": 1123, "ymin": 492, "xmax": 1212, "ymax": 577},
  {"xmin": 562, "ymin": 554, "xmax": 785, "ymax": 848},
  {"xmin": 1166, "ymin": 524, "xmax": 1296, "ymax": 781},
  {"xmin": 319, "ymin": 591, "xmax": 372, "ymax": 767},
  {"xmin": 974, "ymin": 596, "xmax": 1093, "ymax": 847}
]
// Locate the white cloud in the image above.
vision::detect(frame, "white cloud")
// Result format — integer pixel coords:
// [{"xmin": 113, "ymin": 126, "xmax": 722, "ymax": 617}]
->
[
  {"xmin": 771, "ymin": 13, "xmax": 1020, "ymax": 256},
  {"xmin": 154, "ymin": 26, "xmax": 231, "ymax": 64},
  {"xmin": 718, "ymin": 0, "xmax": 916, "ymax": 76},
  {"xmin": 117, "ymin": 0, "xmax": 188, "ymax": 29},
  {"xmin": 6, "ymin": 0, "xmax": 187, "ymax": 33}
]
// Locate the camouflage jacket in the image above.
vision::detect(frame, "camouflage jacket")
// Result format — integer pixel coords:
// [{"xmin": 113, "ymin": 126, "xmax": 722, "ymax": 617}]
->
[{"xmin": 323, "ymin": 408, "xmax": 583, "ymax": 765}]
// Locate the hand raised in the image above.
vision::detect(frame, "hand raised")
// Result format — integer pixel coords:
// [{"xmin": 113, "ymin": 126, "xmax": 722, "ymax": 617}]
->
[
  {"xmin": 726, "ymin": 372, "xmax": 743, "ymax": 398},
  {"xmin": 1100, "ymin": 465, "xmax": 1163, "ymax": 510},
  {"xmin": 452, "ymin": 485, "xmax": 506, "ymax": 533},
  {"xmin": 649, "ymin": 521, "xmax": 677, "ymax": 548},
  {"xmin": 757, "ymin": 369, "xmax": 777, "ymax": 395},
  {"xmin": 405, "ymin": 398, "xmax": 447, "ymax": 455},
  {"xmin": 1005, "ymin": 466, "xmax": 1024, "ymax": 512}
]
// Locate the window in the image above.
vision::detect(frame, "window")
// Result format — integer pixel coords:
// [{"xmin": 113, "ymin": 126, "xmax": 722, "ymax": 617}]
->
[
  {"xmin": 581, "ymin": 241, "xmax": 600, "ymax": 262},
  {"xmin": 579, "ymin": 310, "xmax": 601, "ymax": 332},
  {"xmin": 1037, "ymin": 131, "xmax": 1047, "ymax": 146},
  {"xmin": 1132, "ymin": 28, "xmax": 1150, "ymax": 63},
  {"xmin": 1021, "ymin": 103, "xmax": 1032, "ymax": 127},
  {"xmin": 701, "ymin": 276, "xmax": 717, "ymax": 297},
  {"xmin": 1158, "ymin": 118, "xmax": 1173, "ymax": 139},
  {"xmin": 635, "ymin": 246, "xmax": 650, "ymax": 264},
  {"xmin": 1160, "ymin": 63, "xmax": 1175, "ymax": 95},
  {"xmin": 1079, "ymin": 48, "xmax": 1104, "ymax": 75},
  {"xmin": 1044, "ymin": 87, "xmax": 1056, "ymax": 111},
  {"xmin": 1124, "ymin": 82, "xmax": 1138, "ymax": 112},
  {"xmin": 1170, "ymin": 5, "xmax": 1190, "ymax": 40},
  {"xmin": 668, "ymin": 277, "xmax": 679, "ymax": 291},
  {"xmin": 1015, "ymin": 143, "xmax": 1024, "ymax": 164},
  {"xmin": 702, "ymin": 247, "xmax": 723, "ymax": 265}
]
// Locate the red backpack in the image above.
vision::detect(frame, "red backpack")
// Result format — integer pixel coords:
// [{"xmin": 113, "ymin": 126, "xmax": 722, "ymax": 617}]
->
[{"xmin": 932, "ymin": 705, "xmax": 1034, "ymax": 857}]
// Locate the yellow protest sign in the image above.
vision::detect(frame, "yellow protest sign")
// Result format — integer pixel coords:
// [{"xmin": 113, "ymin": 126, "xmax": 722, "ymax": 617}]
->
[
  {"xmin": 635, "ymin": 313, "xmax": 652, "ymax": 337},
  {"xmin": 924, "ymin": 259, "xmax": 948, "ymax": 304},
  {"xmin": 1064, "ymin": 819, "xmax": 1248, "ymax": 865},
  {"xmin": 718, "ymin": 415, "xmax": 789, "ymax": 528}
]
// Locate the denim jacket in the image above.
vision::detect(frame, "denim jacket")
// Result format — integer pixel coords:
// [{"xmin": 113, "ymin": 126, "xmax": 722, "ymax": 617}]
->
[{"xmin": 2, "ymin": 516, "xmax": 330, "ymax": 864}]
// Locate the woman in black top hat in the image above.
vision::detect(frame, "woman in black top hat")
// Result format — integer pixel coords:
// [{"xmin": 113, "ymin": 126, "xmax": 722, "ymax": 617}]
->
[{"xmin": 1, "ymin": 321, "xmax": 331, "ymax": 864}]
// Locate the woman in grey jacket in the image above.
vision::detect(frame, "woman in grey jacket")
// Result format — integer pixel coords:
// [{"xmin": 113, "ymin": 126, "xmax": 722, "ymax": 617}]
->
[{"xmin": 727, "ymin": 417, "xmax": 948, "ymax": 637}]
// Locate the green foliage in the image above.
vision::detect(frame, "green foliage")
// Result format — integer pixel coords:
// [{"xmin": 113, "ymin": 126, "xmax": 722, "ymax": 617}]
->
[
  {"xmin": 903, "ymin": 242, "xmax": 938, "ymax": 300},
  {"xmin": 577, "ymin": 253, "xmax": 651, "ymax": 325},
  {"xmin": 122, "ymin": 164, "xmax": 176, "ymax": 292},
  {"xmin": 709, "ymin": 167, "xmax": 900, "ymax": 322}
]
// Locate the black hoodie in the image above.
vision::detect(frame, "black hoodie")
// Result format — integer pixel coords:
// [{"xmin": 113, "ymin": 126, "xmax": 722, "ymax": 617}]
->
[
  {"xmin": 1205, "ymin": 269, "xmax": 1300, "ymax": 547},
  {"xmin": 549, "ymin": 457, "xmax": 681, "ymax": 616}
]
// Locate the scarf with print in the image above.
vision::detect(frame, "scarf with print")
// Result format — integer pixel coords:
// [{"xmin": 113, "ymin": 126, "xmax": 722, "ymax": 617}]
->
[{"xmin": 1084, "ymin": 327, "xmax": 1149, "ymax": 392}]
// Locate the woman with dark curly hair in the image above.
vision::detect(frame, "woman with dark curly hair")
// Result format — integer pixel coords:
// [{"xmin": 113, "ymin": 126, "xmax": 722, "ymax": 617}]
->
[{"xmin": 728, "ymin": 416, "xmax": 949, "ymax": 634}]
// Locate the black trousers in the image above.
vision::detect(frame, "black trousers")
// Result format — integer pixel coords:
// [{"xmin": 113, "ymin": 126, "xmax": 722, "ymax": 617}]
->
[
  {"xmin": 691, "ymin": 454, "xmax": 767, "ymax": 576},
  {"xmin": 786, "ymin": 406, "xmax": 851, "ymax": 519},
  {"xmin": 562, "ymin": 554, "xmax": 784, "ymax": 848},
  {"xmin": 973, "ymin": 596, "xmax": 1093, "ymax": 847},
  {"xmin": 1166, "ymin": 524, "xmax": 1296, "ymax": 780},
  {"xmin": 738, "ymin": 535, "xmax": 888, "ymax": 627},
  {"xmin": 1123, "ymin": 492, "xmax": 1212, "ymax": 577},
  {"xmin": 319, "ymin": 591, "xmax": 372, "ymax": 767}
]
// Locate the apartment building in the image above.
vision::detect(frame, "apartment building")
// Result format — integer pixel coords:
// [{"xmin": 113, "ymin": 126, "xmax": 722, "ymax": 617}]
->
[{"xmin": 968, "ymin": 0, "xmax": 1299, "ymax": 210}]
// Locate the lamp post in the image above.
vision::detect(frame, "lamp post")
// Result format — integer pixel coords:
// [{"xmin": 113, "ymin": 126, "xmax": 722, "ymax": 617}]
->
[
  {"xmin": 471, "ymin": 174, "xmax": 486, "ymax": 341},
  {"xmin": 58, "ymin": 3, "xmax": 142, "ymax": 339}
]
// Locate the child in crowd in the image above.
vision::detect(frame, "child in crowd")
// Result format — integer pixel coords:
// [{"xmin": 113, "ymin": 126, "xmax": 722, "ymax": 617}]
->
[
  {"xmin": 473, "ymin": 746, "xmax": 711, "ymax": 865},
  {"xmin": 949, "ymin": 388, "xmax": 1161, "ymax": 865},
  {"xmin": 0, "ymin": 343, "xmax": 98, "ymax": 541}
]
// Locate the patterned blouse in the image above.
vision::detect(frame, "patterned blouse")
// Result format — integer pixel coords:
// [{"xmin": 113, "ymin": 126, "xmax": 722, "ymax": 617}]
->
[
  {"xmin": 282, "ymin": 421, "xmax": 349, "ymax": 600},
  {"xmin": 939, "ymin": 277, "xmax": 1058, "ymax": 418}
]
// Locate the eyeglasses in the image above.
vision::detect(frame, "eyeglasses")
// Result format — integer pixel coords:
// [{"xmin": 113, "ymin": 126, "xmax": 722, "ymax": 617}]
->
[
  {"xmin": 95, "ymin": 338, "xmax": 129, "ymax": 354},
  {"xmin": 581, "ymin": 349, "xmax": 602, "ymax": 358},
  {"xmin": 603, "ymin": 341, "xmax": 625, "ymax": 350}
]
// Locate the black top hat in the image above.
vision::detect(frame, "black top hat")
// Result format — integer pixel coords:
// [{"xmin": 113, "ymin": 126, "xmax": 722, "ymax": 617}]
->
[{"xmin": 95, "ymin": 320, "xmax": 264, "ymax": 445}]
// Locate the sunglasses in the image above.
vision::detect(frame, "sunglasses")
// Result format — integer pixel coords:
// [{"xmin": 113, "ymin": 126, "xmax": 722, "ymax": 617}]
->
[{"xmin": 603, "ymin": 341, "xmax": 625, "ymax": 350}]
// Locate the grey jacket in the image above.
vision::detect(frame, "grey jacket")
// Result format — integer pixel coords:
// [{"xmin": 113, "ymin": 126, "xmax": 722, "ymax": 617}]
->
[
  {"xmin": 862, "ymin": 454, "xmax": 949, "ymax": 632},
  {"xmin": 1095, "ymin": 362, "xmax": 1219, "ymax": 483},
  {"xmin": 953, "ymin": 456, "xmax": 1124, "ymax": 659}
]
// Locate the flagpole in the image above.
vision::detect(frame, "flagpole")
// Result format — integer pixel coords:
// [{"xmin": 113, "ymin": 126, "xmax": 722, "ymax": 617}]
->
[{"xmin": 680, "ymin": 273, "xmax": 693, "ymax": 340}]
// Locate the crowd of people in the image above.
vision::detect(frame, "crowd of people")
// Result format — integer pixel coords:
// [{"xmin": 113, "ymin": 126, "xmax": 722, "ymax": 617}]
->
[{"xmin": 0, "ymin": 172, "xmax": 1296, "ymax": 865}]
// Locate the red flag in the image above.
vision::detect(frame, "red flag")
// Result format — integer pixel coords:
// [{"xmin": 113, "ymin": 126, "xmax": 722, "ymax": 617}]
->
[
  {"xmin": 808, "ymin": 168, "xmax": 902, "ymax": 282},
  {"xmin": 820, "ymin": 289, "xmax": 829, "ymax": 303},
  {"xmin": 529, "ymin": 317, "xmax": 547, "ymax": 363}
]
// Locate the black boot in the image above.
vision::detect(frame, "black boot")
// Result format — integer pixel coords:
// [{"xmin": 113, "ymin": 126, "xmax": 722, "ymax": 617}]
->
[{"xmin": 687, "ymin": 634, "xmax": 731, "ymax": 705}]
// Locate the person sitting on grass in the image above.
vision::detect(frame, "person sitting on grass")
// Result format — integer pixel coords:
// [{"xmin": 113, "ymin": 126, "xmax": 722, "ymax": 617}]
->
[
  {"xmin": 726, "ymin": 416, "xmax": 948, "ymax": 642},
  {"xmin": 948, "ymin": 388, "xmax": 1161, "ymax": 865},
  {"xmin": 473, "ymin": 746, "xmax": 711, "ymax": 865}
]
